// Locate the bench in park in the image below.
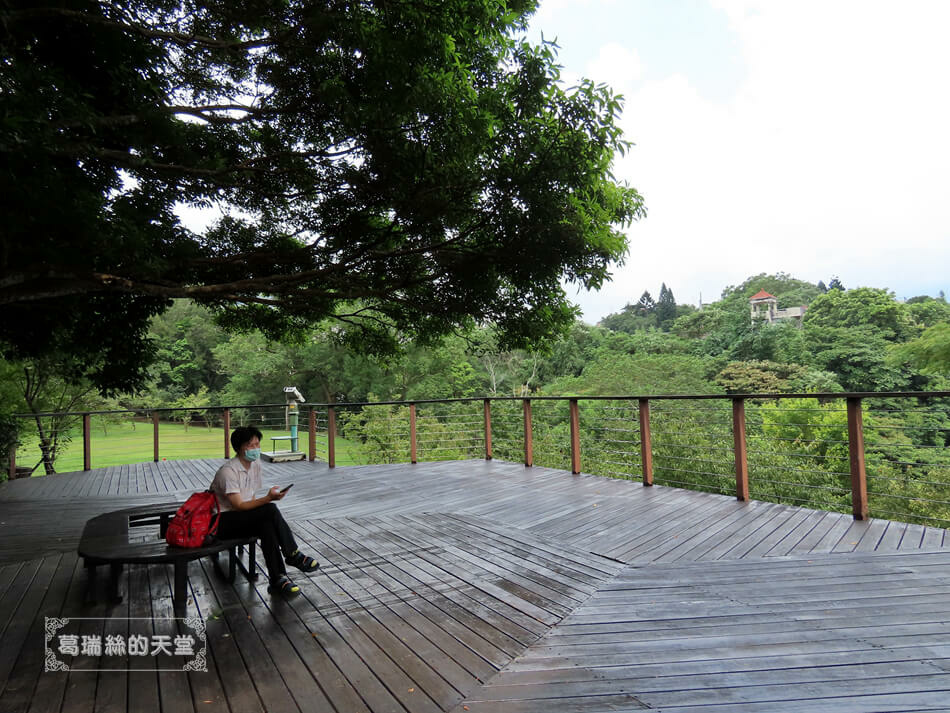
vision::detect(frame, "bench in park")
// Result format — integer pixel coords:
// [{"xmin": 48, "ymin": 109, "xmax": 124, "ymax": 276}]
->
[
  {"xmin": 78, "ymin": 502, "xmax": 258, "ymax": 614},
  {"xmin": 270, "ymin": 435, "xmax": 295, "ymax": 451},
  {"xmin": 264, "ymin": 435, "xmax": 306, "ymax": 462}
]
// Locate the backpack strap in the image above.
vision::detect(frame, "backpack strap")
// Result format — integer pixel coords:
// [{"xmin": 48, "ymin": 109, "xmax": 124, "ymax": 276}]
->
[{"xmin": 206, "ymin": 489, "xmax": 221, "ymax": 537}]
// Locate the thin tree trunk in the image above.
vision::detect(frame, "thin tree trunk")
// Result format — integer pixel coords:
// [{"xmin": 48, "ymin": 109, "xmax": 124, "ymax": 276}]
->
[{"xmin": 33, "ymin": 415, "xmax": 57, "ymax": 475}]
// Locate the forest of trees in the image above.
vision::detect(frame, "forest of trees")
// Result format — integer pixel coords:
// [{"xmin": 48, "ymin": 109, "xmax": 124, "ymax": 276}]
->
[
  {"xmin": 3, "ymin": 272, "xmax": 949, "ymax": 527},
  {"xmin": 5, "ymin": 271, "xmax": 949, "ymax": 435},
  {"xmin": 3, "ymin": 273, "xmax": 945, "ymax": 424}
]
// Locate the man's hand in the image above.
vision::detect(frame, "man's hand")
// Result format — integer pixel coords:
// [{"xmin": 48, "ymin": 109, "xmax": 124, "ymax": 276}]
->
[{"xmin": 268, "ymin": 486, "xmax": 286, "ymax": 501}]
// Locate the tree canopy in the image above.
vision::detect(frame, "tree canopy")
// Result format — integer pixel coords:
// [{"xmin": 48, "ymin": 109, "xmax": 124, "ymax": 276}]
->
[
  {"xmin": 803, "ymin": 287, "xmax": 914, "ymax": 342},
  {"xmin": 890, "ymin": 323, "xmax": 950, "ymax": 375},
  {"xmin": 721, "ymin": 272, "xmax": 822, "ymax": 310},
  {"xmin": 0, "ymin": 0, "xmax": 643, "ymax": 392},
  {"xmin": 598, "ymin": 283, "xmax": 694, "ymax": 334}
]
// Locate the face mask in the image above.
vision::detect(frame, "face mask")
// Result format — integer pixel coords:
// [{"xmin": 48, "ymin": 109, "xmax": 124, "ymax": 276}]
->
[{"xmin": 244, "ymin": 448, "xmax": 261, "ymax": 461}]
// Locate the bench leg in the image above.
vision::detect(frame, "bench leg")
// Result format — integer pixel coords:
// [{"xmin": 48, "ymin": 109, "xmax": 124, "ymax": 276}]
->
[
  {"xmin": 210, "ymin": 551, "xmax": 227, "ymax": 581},
  {"xmin": 245, "ymin": 541, "xmax": 258, "ymax": 581},
  {"xmin": 108, "ymin": 563, "xmax": 124, "ymax": 604},
  {"xmin": 232, "ymin": 542, "xmax": 258, "ymax": 581},
  {"xmin": 84, "ymin": 562, "xmax": 98, "ymax": 605},
  {"xmin": 211, "ymin": 547, "xmax": 254, "ymax": 583},
  {"xmin": 173, "ymin": 562, "xmax": 188, "ymax": 615}
]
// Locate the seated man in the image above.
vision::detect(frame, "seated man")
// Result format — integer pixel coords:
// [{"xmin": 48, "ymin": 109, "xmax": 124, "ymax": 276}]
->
[{"xmin": 210, "ymin": 426, "xmax": 319, "ymax": 596}]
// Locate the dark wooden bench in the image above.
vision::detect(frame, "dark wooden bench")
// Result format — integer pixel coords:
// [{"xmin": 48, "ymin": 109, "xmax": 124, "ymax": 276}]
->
[{"xmin": 78, "ymin": 502, "xmax": 257, "ymax": 614}]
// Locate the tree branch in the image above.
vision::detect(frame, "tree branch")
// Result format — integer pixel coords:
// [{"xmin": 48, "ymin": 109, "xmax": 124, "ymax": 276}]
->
[
  {"xmin": 30, "ymin": 144, "xmax": 358, "ymax": 179},
  {"xmin": 0, "ymin": 265, "xmax": 437, "ymax": 308},
  {"xmin": 1, "ymin": 7, "xmax": 281, "ymax": 51}
]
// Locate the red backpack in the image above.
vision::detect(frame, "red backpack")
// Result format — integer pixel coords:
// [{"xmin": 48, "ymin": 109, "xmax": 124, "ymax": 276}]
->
[{"xmin": 166, "ymin": 491, "xmax": 220, "ymax": 548}]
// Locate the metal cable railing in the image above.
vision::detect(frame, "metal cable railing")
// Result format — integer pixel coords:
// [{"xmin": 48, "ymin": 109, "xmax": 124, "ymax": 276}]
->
[
  {"xmin": 414, "ymin": 402, "xmax": 484, "ymax": 462},
  {"xmin": 337, "ymin": 403, "xmax": 411, "ymax": 465},
  {"xmin": 862, "ymin": 396, "xmax": 950, "ymax": 527},
  {"xmin": 528, "ymin": 399, "xmax": 573, "ymax": 473},
  {"xmin": 744, "ymin": 400, "xmax": 853, "ymax": 514},
  {"xmin": 310, "ymin": 407, "xmax": 331, "ymax": 464},
  {"xmin": 580, "ymin": 402, "xmax": 642, "ymax": 481},
  {"xmin": 650, "ymin": 400, "xmax": 734, "ymax": 496},
  {"xmin": 489, "ymin": 399, "xmax": 525, "ymax": 464}
]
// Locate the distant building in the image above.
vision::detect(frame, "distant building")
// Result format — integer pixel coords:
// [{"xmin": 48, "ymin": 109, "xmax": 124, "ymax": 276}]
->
[{"xmin": 749, "ymin": 289, "xmax": 806, "ymax": 326}]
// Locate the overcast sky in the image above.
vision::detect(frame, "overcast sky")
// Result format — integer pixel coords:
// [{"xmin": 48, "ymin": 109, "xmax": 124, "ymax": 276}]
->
[{"xmin": 528, "ymin": 0, "xmax": 950, "ymax": 322}]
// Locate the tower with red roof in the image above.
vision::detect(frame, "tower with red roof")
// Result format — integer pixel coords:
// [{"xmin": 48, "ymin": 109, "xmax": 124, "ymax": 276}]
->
[{"xmin": 749, "ymin": 289, "xmax": 807, "ymax": 326}]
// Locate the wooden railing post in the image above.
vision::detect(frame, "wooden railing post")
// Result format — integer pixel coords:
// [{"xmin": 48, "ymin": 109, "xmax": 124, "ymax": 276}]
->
[
  {"xmin": 83, "ymin": 413, "xmax": 91, "ymax": 471},
  {"xmin": 153, "ymin": 411, "xmax": 160, "ymax": 462},
  {"xmin": 638, "ymin": 399, "xmax": 653, "ymax": 486},
  {"xmin": 409, "ymin": 403, "xmax": 417, "ymax": 464},
  {"xmin": 733, "ymin": 398, "xmax": 749, "ymax": 501},
  {"xmin": 223, "ymin": 408, "xmax": 231, "ymax": 459},
  {"xmin": 8, "ymin": 443, "xmax": 15, "ymax": 480},
  {"xmin": 847, "ymin": 397, "xmax": 869, "ymax": 520},
  {"xmin": 308, "ymin": 407, "xmax": 316, "ymax": 462},
  {"xmin": 483, "ymin": 399, "xmax": 493, "ymax": 460},
  {"xmin": 569, "ymin": 399, "xmax": 581, "ymax": 475},
  {"xmin": 523, "ymin": 399, "xmax": 533, "ymax": 467},
  {"xmin": 327, "ymin": 407, "xmax": 336, "ymax": 468}
]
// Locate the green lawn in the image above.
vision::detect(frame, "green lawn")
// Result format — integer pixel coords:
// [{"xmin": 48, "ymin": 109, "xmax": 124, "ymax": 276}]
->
[{"xmin": 15, "ymin": 420, "xmax": 364, "ymax": 474}]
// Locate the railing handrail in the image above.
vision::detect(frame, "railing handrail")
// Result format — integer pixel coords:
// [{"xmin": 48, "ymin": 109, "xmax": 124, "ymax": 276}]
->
[
  {"xmin": 306, "ymin": 391, "xmax": 950, "ymax": 408},
  {"xmin": 14, "ymin": 390, "xmax": 950, "ymax": 420},
  {"xmin": 14, "ymin": 402, "xmax": 297, "ymax": 419}
]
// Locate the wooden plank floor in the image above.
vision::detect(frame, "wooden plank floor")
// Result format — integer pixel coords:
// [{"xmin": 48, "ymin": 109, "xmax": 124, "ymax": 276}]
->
[
  {"xmin": 0, "ymin": 513, "xmax": 623, "ymax": 713},
  {"xmin": 455, "ymin": 551, "xmax": 950, "ymax": 712},
  {"xmin": 1, "ymin": 458, "xmax": 949, "ymax": 711},
  {"xmin": 3, "ymin": 459, "xmax": 947, "ymax": 565}
]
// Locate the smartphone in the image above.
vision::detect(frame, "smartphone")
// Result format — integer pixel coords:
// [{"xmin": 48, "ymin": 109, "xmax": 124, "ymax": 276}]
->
[{"xmin": 279, "ymin": 483, "xmax": 294, "ymax": 493}]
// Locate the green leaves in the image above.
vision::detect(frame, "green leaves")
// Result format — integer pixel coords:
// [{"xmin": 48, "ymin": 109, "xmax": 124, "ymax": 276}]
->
[
  {"xmin": 890, "ymin": 323, "xmax": 950, "ymax": 375},
  {"xmin": 803, "ymin": 287, "xmax": 915, "ymax": 342},
  {"xmin": 2, "ymin": 0, "xmax": 642, "ymax": 393}
]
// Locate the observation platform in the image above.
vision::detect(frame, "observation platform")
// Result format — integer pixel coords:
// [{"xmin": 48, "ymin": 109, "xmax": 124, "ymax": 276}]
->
[{"xmin": 1, "ymin": 458, "xmax": 949, "ymax": 712}]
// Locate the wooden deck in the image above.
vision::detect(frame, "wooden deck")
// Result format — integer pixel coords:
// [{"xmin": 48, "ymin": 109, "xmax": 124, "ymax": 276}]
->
[{"xmin": 1, "ymin": 458, "xmax": 950, "ymax": 711}]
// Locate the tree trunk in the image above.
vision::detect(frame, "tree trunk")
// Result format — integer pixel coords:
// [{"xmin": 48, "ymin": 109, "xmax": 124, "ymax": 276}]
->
[{"xmin": 33, "ymin": 416, "xmax": 57, "ymax": 475}]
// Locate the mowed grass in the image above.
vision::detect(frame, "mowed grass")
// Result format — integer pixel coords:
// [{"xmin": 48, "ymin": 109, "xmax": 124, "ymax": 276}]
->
[{"xmin": 15, "ymin": 419, "xmax": 364, "ymax": 474}]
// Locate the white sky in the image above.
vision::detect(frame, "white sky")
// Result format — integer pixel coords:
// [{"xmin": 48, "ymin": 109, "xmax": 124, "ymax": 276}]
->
[{"xmin": 528, "ymin": 0, "xmax": 950, "ymax": 322}]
